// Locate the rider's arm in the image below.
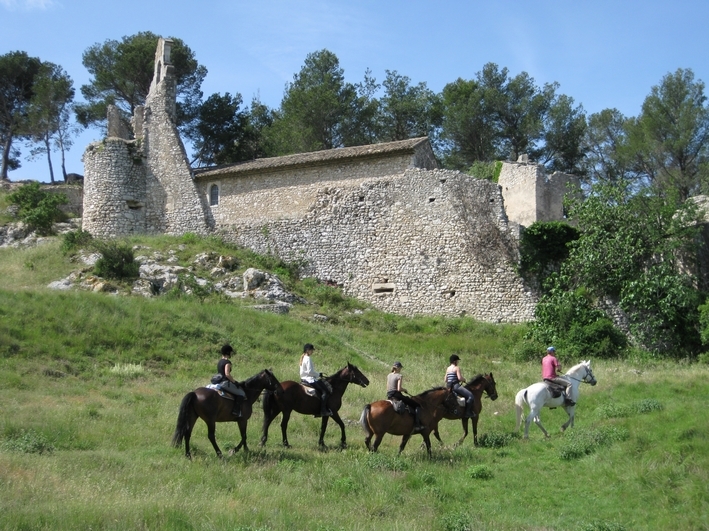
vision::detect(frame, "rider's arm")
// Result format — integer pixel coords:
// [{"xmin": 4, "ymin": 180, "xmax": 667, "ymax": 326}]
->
[
  {"xmin": 224, "ymin": 362, "xmax": 236, "ymax": 383},
  {"xmin": 397, "ymin": 377, "xmax": 407, "ymax": 394},
  {"xmin": 456, "ymin": 366, "xmax": 465, "ymax": 383}
]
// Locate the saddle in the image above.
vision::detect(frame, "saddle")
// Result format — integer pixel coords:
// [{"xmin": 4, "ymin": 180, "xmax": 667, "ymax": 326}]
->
[
  {"xmin": 300, "ymin": 380, "xmax": 333, "ymax": 396},
  {"xmin": 388, "ymin": 398, "xmax": 415, "ymax": 416},
  {"xmin": 206, "ymin": 384, "xmax": 234, "ymax": 400},
  {"xmin": 544, "ymin": 381, "xmax": 564, "ymax": 399},
  {"xmin": 455, "ymin": 396, "xmax": 467, "ymax": 409}
]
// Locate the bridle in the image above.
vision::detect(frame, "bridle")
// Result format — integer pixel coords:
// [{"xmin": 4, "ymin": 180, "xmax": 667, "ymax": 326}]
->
[{"xmin": 567, "ymin": 365, "xmax": 596, "ymax": 385}]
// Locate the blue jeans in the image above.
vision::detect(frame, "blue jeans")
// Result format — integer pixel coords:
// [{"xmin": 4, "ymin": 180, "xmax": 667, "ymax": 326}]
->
[{"xmin": 452, "ymin": 384, "xmax": 473, "ymax": 415}]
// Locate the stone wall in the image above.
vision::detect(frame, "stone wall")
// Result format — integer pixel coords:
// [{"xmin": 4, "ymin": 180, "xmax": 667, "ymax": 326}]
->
[
  {"xmin": 196, "ymin": 150, "xmax": 430, "ymax": 225},
  {"xmin": 218, "ymin": 168, "xmax": 537, "ymax": 322},
  {"xmin": 82, "ymin": 138, "xmax": 146, "ymax": 237},
  {"xmin": 498, "ymin": 159, "xmax": 579, "ymax": 227}
]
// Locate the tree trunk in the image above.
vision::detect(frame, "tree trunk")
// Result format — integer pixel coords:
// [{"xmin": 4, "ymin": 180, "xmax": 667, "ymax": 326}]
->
[
  {"xmin": 1, "ymin": 134, "xmax": 13, "ymax": 180},
  {"xmin": 44, "ymin": 136, "xmax": 55, "ymax": 183}
]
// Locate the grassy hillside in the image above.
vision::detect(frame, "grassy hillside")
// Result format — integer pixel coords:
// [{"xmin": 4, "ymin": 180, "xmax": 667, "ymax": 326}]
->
[{"xmin": 0, "ymin": 235, "xmax": 708, "ymax": 531}]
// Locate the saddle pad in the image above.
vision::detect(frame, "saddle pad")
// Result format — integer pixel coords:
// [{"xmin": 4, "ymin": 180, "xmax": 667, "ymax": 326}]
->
[
  {"xmin": 300, "ymin": 384, "xmax": 318, "ymax": 397},
  {"xmin": 205, "ymin": 384, "xmax": 234, "ymax": 400}
]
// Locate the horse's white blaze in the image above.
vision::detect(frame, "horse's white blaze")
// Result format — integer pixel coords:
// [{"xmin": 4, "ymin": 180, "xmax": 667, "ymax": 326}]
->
[{"xmin": 514, "ymin": 360, "xmax": 596, "ymax": 439}]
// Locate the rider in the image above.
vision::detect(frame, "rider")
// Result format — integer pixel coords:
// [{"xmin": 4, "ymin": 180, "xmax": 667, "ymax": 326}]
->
[
  {"xmin": 445, "ymin": 354, "xmax": 476, "ymax": 418},
  {"xmin": 542, "ymin": 346, "xmax": 575, "ymax": 406},
  {"xmin": 299, "ymin": 343, "xmax": 332, "ymax": 417},
  {"xmin": 217, "ymin": 344, "xmax": 245, "ymax": 417},
  {"xmin": 386, "ymin": 361, "xmax": 424, "ymax": 433}
]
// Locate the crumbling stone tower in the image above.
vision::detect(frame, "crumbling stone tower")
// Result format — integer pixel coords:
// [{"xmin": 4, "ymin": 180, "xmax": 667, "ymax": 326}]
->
[{"xmin": 82, "ymin": 38, "xmax": 208, "ymax": 237}]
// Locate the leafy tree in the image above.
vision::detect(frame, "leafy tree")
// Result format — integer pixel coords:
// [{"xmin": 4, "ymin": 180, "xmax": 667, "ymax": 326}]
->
[
  {"xmin": 378, "ymin": 70, "xmax": 440, "ymax": 142},
  {"xmin": 531, "ymin": 181, "xmax": 703, "ymax": 357},
  {"xmin": 24, "ymin": 62, "xmax": 75, "ymax": 183},
  {"xmin": 626, "ymin": 68, "xmax": 709, "ymax": 201},
  {"xmin": 340, "ymin": 69, "xmax": 380, "ymax": 147},
  {"xmin": 581, "ymin": 108, "xmax": 635, "ymax": 187},
  {"xmin": 438, "ymin": 64, "xmax": 585, "ymax": 173},
  {"xmin": 7, "ymin": 181, "xmax": 67, "ymax": 235},
  {"xmin": 267, "ymin": 49, "xmax": 357, "ymax": 154},
  {"xmin": 75, "ymin": 31, "xmax": 206, "ymax": 131},
  {"xmin": 186, "ymin": 92, "xmax": 251, "ymax": 166},
  {"xmin": 0, "ymin": 51, "xmax": 42, "ymax": 179},
  {"xmin": 438, "ymin": 78, "xmax": 496, "ymax": 170}
]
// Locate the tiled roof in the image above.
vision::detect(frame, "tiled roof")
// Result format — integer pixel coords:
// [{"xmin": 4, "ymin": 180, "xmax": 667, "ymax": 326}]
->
[{"xmin": 193, "ymin": 137, "xmax": 429, "ymax": 178}]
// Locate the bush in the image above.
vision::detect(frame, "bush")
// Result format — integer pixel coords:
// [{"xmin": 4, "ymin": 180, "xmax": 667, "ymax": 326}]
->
[
  {"xmin": 466, "ymin": 464, "xmax": 494, "ymax": 479},
  {"xmin": 565, "ymin": 318, "xmax": 628, "ymax": 359},
  {"xmin": 477, "ymin": 431, "xmax": 518, "ymax": 448},
  {"xmin": 559, "ymin": 426, "xmax": 629, "ymax": 460},
  {"xmin": 61, "ymin": 229, "xmax": 93, "ymax": 255},
  {"xmin": 1, "ymin": 429, "xmax": 54, "ymax": 454},
  {"xmin": 92, "ymin": 240, "xmax": 140, "ymax": 280},
  {"xmin": 7, "ymin": 182, "xmax": 67, "ymax": 235},
  {"xmin": 519, "ymin": 221, "xmax": 579, "ymax": 278}
]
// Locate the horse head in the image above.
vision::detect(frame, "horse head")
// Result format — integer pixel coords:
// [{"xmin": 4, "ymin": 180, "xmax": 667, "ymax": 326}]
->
[
  {"xmin": 338, "ymin": 362, "xmax": 370, "ymax": 388},
  {"xmin": 567, "ymin": 360, "xmax": 597, "ymax": 386},
  {"xmin": 484, "ymin": 373, "xmax": 499, "ymax": 401},
  {"xmin": 259, "ymin": 368, "xmax": 282, "ymax": 395},
  {"xmin": 581, "ymin": 361, "xmax": 597, "ymax": 386}
]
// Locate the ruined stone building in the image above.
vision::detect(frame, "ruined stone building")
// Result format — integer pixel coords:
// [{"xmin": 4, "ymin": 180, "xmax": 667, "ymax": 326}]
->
[{"xmin": 82, "ymin": 38, "xmax": 578, "ymax": 322}]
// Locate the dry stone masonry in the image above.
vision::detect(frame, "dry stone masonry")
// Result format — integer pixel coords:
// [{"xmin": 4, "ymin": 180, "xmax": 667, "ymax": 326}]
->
[{"xmin": 81, "ymin": 38, "xmax": 578, "ymax": 322}]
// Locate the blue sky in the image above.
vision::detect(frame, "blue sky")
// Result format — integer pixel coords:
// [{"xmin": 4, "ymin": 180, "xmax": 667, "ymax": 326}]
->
[{"xmin": 2, "ymin": 0, "xmax": 708, "ymax": 182}]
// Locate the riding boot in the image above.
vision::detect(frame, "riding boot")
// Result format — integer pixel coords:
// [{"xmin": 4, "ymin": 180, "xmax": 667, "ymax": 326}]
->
[
  {"xmin": 231, "ymin": 397, "xmax": 242, "ymax": 417},
  {"xmin": 564, "ymin": 389, "xmax": 576, "ymax": 407},
  {"xmin": 465, "ymin": 399, "xmax": 477, "ymax": 419},
  {"xmin": 413, "ymin": 407, "xmax": 424, "ymax": 433},
  {"xmin": 318, "ymin": 393, "xmax": 332, "ymax": 417}
]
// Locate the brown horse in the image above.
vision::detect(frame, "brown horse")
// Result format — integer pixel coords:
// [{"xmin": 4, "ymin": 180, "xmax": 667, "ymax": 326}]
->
[
  {"xmin": 360, "ymin": 387, "xmax": 459, "ymax": 457},
  {"xmin": 430, "ymin": 373, "xmax": 499, "ymax": 447},
  {"xmin": 172, "ymin": 369, "xmax": 280, "ymax": 459},
  {"xmin": 260, "ymin": 363, "xmax": 369, "ymax": 449}
]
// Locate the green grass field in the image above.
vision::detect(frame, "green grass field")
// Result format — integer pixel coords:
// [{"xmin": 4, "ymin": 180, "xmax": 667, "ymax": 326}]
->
[{"xmin": 0, "ymin": 236, "xmax": 708, "ymax": 530}]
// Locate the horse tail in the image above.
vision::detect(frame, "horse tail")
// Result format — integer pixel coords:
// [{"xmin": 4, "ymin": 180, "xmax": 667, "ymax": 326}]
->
[
  {"xmin": 360, "ymin": 404, "xmax": 372, "ymax": 437},
  {"xmin": 514, "ymin": 388, "xmax": 528, "ymax": 431},
  {"xmin": 172, "ymin": 391, "xmax": 197, "ymax": 448}
]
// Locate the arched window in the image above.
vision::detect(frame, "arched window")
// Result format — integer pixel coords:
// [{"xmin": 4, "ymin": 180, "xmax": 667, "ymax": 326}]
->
[{"xmin": 209, "ymin": 184, "xmax": 219, "ymax": 206}]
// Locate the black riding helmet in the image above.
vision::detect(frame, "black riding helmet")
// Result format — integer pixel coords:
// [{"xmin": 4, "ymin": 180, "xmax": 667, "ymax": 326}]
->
[
  {"xmin": 221, "ymin": 344, "xmax": 234, "ymax": 356},
  {"xmin": 450, "ymin": 354, "xmax": 460, "ymax": 364}
]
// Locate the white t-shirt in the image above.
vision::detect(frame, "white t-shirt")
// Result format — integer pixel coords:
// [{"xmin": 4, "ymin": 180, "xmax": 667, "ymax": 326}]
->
[{"xmin": 300, "ymin": 354, "xmax": 319, "ymax": 383}]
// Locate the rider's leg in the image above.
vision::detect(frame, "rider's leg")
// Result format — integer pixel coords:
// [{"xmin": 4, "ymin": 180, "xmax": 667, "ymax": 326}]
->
[
  {"xmin": 456, "ymin": 385, "xmax": 476, "ymax": 418},
  {"xmin": 315, "ymin": 380, "xmax": 332, "ymax": 417}
]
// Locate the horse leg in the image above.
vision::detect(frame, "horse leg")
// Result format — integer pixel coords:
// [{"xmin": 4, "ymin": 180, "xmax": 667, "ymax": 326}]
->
[
  {"xmin": 318, "ymin": 416, "xmax": 330, "ymax": 449},
  {"xmin": 561, "ymin": 408, "xmax": 575, "ymax": 432},
  {"xmin": 371, "ymin": 433, "xmax": 385, "ymax": 452},
  {"xmin": 280, "ymin": 410, "xmax": 292, "ymax": 448},
  {"xmin": 455, "ymin": 418, "xmax": 469, "ymax": 447},
  {"xmin": 398, "ymin": 433, "xmax": 412, "ymax": 455},
  {"xmin": 328, "ymin": 412, "xmax": 347, "ymax": 449},
  {"xmin": 206, "ymin": 420, "xmax": 223, "ymax": 458},
  {"xmin": 420, "ymin": 432, "xmax": 433, "ymax": 458},
  {"xmin": 532, "ymin": 413, "xmax": 550, "ymax": 438},
  {"xmin": 472, "ymin": 417, "xmax": 479, "ymax": 446},
  {"xmin": 231, "ymin": 419, "xmax": 248, "ymax": 454}
]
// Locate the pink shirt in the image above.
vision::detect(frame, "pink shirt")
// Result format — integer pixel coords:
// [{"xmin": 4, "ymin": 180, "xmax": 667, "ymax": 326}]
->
[{"xmin": 542, "ymin": 354, "xmax": 560, "ymax": 380}]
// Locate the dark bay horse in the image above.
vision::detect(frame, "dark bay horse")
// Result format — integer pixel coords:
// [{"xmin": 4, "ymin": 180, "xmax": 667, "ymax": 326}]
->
[
  {"xmin": 260, "ymin": 363, "xmax": 369, "ymax": 449},
  {"xmin": 360, "ymin": 387, "xmax": 458, "ymax": 457},
  {"xmin": 172, "ymin": 369, "xmax": 280, "ymax": 458},
  {"xmin": 430, "ymin": 373, "xmax": 499, "ymax": 447}
]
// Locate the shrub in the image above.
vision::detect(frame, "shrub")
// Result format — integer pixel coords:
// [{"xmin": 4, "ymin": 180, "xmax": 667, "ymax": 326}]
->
[
  {"xmin": 440, "ymin": 510, "xmax": 474, "ymax": 531},
  {"xmin": 1, "ymin": 429, "xmax": 54, "ymax": 454},
  {"xmin": 92, "ymin": 240, "xmax": 140, "ymax": 280},
  {"xmin": 466, "ymin": 464, "xmax": 494, "ymax": 479},
  {"xmin": 61, "ymin": 229, "xmax": 93, "ymax": 255},
  {"xmin": 559, "ymin": 426, "xmax": 629, "ymax": 460},
  {"xmin": 477, "ymin": 431, "xmax": 518, "ymax": 448},
  {"xmin": 519, "ymin": 221, "xmax": 579, "ymax": 278},
  {"xmin": 7, "ymin": 182, "xmax": 68, "ymax": 235}
]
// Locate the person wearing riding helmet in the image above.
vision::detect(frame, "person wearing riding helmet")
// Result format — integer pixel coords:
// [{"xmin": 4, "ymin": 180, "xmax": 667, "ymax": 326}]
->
[
  {"xmin": 542, "ymin": 346, "xmax": 575, "ymax": 406},
  {"xmin": 386, "ymin": 361, "xmax": 424, "ymax": 433},
  {"xmin": 217, "ymin": 344, "xmax": 246, "ymax": 417},
  {"xmin": 299, "ymin": 343, "xmax": 332, "ymax": 417},
  {"xmin": 445, "ymin": 354, "xmax": 476, "ymax": 418}
]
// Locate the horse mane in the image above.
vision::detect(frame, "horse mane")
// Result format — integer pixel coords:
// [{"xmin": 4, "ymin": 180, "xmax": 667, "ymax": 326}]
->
[
  {"xmin": 467, "ymin": 374, "xmax": 485, "ymax": 385},
  {"xmin": 417, "ymin": 386, "xmax": 447, "ymax": 397},
  {"xmin": 240, "ymin": 369, "xmax": 267, "ymax": 387}
]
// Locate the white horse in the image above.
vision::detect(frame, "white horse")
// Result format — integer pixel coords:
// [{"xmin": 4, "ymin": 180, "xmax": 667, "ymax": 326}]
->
[{"xmin": 515, "ymin": 360, "xmax": 597, "ymax": 439}]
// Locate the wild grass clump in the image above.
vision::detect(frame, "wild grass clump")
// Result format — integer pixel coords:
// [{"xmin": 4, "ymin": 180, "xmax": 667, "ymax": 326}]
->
[
  {"xmin": 1, "ymin": 428, "xmax": 54, "ymax": 454},
  {"xmin": 476, "ymin": 431, "xmax": 518, "ymax": 448},
  {"xmin": 582, "ymin": 522, "xmax": 627, "ymax": 531},
  {"xmin": 466, "ymin": 464, "xmax": 494, "ymax": 479},
  {"xmin": 596, "ymin": 399, "xmax": 664, "ymax": 419},
  {"xmin": 109, "ymin": 363, "xmax": 145, "ymax": 377},
  {"xmin": 440, "ymin": 510, "xmax": 475, "ymax": 531},
  {"xmin": 361, "ymin": 452, "xmax": 409, "ymax": 472},
  {"xmin": 558, "ymin": 426, "xmax": 629, "ymax": 460}
]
